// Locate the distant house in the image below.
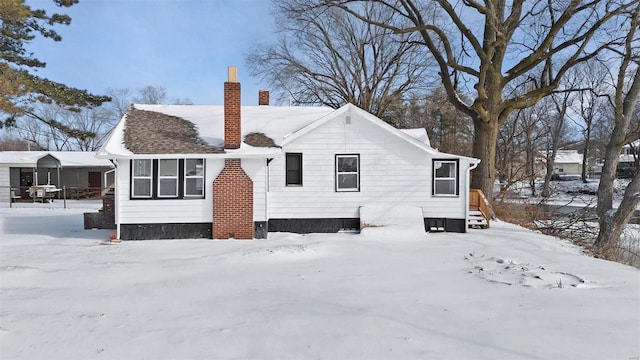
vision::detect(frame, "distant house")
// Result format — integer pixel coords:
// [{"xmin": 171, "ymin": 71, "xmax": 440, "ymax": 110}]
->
[
  {"xmin": 0, "ymin": 151, "xmax": 114, "ymax": 205},
  {"xmin": 618, "ymin": 140, "xmax": 639, "ymax": 178},
  {"xmin": 553, "ymin": 150, "xmax": 583, "ymax": 177},
  {"xmin": 535, "ymin": 149, "xmax": 583, "ymax": 178},
  {"xmin": 97, "ymin": 67, "xmax": 482, "ymax": 240}
]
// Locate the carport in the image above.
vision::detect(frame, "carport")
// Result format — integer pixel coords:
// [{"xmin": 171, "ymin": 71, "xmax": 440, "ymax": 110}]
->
[{"xmin": 0, "ymin": 151, "xmax": 114, "ymax": 206}]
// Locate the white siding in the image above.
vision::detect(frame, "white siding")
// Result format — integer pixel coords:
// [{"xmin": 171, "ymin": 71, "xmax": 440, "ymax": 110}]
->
[
  {"xmin": 554, "ymin": 163, "xmax": 582, "ymax": 176},
  {"xmin": 0, "ymin": 166, "xmax": 9, "ymax": 206},
  {"xmin": 115, "ymin": 158, "xmax": 269, "ymax": 224},
  {"xmin": 241, "ymin": 158, "xmax": 267, "ymax": 222},
  {"xmin": 116, "ymin": 158, "xmax": 223, "ymax": 224},
  {"xmin": 268, "ymin": 112, "xmax": 468, "ymax": 220}
]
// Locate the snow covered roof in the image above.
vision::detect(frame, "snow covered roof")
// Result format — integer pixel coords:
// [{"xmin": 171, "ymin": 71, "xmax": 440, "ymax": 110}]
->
[
  {"xmin": 620, "ymin": 139, "xmax": 639, "ymax": 162},
  {"xmin": 97, "ymin": 104, "xmax": 336, "ymax": 158},
  {"xmin": 0, "ymin": 151, "xmax": 113, "ymax": 168},
  {"xmin": 97, "ymin": 103, "xmax": 455, "ymax": 160},
  {"xmin": 619, "ymin": 154, "xmax": 637, "ymax": 163},
  {"xmin": 554, "ymin": 150, "xmax": 582, "ymax": 164},
  {"xmin": 399, "ymin": 128, "xmax": 431, "ymax": 146},
  {"xmin": 123, "ymin": 109, "xmax": 224, "ymax": 155}
]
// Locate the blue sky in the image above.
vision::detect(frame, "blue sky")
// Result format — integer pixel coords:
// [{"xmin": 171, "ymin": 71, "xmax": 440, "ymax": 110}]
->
[{"xmin": 27, "ymin": 0, "xmax": 276, "ymax": 105}]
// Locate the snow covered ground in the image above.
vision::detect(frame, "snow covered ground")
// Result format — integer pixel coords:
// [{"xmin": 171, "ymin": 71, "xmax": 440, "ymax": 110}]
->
[{"xmin": 1, "ymin": 201, "xmax": 639, "ymax": 359}]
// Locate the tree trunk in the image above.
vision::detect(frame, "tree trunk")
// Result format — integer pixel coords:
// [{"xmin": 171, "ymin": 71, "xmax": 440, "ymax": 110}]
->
[
  {"xmin": 541, "ymin": 152, "xmax": 555, "ymax": 198},
  {"xmin": 594, "ymin": 65, "xmax": 640, "ymax": 256},
  {"xmin": 541, "ymin": 132, "xmax": 560, "ymax": 198},
  {"xmin": 471, "ymin": 117, "xmax": 499, "ymax": 202},
  {"xmin": 581, "ymin": 129, "xmax": 591, "ymax": 183},
  {"xmin": 595, "ymin": 170, "xmax": 640, "ymax": 258},
  {"xmin": 527, "ymin": 145, "xmax": 536, "ymax": 197}
]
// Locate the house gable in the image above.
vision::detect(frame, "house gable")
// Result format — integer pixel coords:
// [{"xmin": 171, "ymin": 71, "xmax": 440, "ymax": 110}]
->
[{"xmin": 283, "ymin": 103, "xmax": 448, "ymax": 157}]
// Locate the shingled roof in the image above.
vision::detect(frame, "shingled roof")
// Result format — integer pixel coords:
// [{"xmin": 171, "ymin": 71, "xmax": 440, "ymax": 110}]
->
[
  {"xmin": 244, "ymin": 132, "xmax": 280, "ymax": 148},
  {"xmin": 123, "ymin": 109, "xmax": 224, "ymax": 154}
]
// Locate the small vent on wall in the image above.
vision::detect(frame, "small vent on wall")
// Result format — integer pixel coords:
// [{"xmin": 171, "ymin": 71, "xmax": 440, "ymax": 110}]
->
[{"xmin": 345, "ymin": 115, "xmax": 351, "ymax": 124}]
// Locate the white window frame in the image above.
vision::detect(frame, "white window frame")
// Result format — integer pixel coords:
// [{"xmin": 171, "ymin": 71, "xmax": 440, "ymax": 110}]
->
[
  {"xmin": 433, "ymin": 159, "xmax": 458, "ymax": 196},
  {"xmin": 157, "ymin": 159, "xmax": 179, "ymax": 198},
  {"xmin": 336, "ymin": 154, "xmax": 360, "ymax": 192},
  {"xmin": 132, "ymin": 159, "xmax": 153, "ymax": 198},
  {"xmin": 184, "ymin": 158, "xmax": 205, "ymax": 197}
]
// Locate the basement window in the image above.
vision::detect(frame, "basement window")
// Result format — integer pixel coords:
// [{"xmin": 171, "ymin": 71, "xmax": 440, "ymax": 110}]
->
[
  {"xmin": 336, "ymin": 154, "xmax": 360, "ymax": 192},
  {"xmin": 433, "ymin": 159, "xmax": 458, "ymax": 196}
]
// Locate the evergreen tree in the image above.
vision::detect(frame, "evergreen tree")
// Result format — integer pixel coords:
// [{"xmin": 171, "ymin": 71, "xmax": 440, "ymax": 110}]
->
[{"xmin": 0, "ymin": 0, "xmax": 109, "ymax": 139}]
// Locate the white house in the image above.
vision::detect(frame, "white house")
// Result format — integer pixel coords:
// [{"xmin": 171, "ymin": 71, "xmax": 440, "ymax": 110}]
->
[
  {"xmin": 535, "ymin": 149, "xmax": 583, "ymax": 178},
  {"xmin": 618, "ymin": 140, "xmax": 638, "ymax": 178},
  {"xmin": 553, "ymin": 150, "xmax": 583, "ymax": 176},
  {"xmin": 97, "ymin": 67, "xmax": 481, "ymax": 240},
  {"xmin": 0, "ymin": 151, "xmax": 114, "ymax": 206}
]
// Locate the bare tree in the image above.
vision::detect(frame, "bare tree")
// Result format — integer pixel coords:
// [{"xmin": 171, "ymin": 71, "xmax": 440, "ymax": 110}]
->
[
  {"xmin": 497, "ymin": 108, "xmax": 534, "ymax": 197},
  {"xmin": 496, "ymin": 79, "xmax": 553, "ymax": 199},
  {"xmin": 106, "ymin": 86, "xmax": 193, "ymax": 117},
  {"xmin": 247, "ymin": 0, "xmax": 434, "ymax": 120},
  {"xmin": 594, "ymin": 6, "xmax": 640, "ymax": 258},
  {"xmin": 325, "ymin": 0, "xmax": 637, "ymax": 201},
  {"xmin": 21, "ymin": 104, "xmax": 75, "ymax": 150},
  {"xmin": 5, "ymin": 103, "xmax": 116, "ymax": 151},
  {"xmin": 0, "ymin": 133, "xmax": 41, "ymax": 151},
  {"xmin": 105, "ymin": 88, "xmax": 133, "ymax": 119},
  {"xmin": 133, "ymin": 85, "xmax": 169, "ymax": 105},
  {"xmin": 67, "ymin": 107, "xmax": 117, "ymax": 151},
  {"xmin": 570, "ymin": 61, "xmax": 610, "ymax": 182},
  {"xmin": 13, "ymin": 115, "xmax": 52, "ymax": 150},
  {"xmin": 524, "ymin": 105, "xmax": 550, "ymax": 197},
  {"xmin": 540, "ymin": 85, "xmax": 577, "ymax": 198}
]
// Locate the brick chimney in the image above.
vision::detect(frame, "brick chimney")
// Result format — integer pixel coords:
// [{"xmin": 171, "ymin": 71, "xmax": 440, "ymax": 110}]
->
[
  {"xmin": 224, "ymin": 66, "xmax": 241, "ymax": 149},
  {"xmin": 258, "ymin": 90, "xmax": 269, "ymax": 106},
  {"xmin": 213, "ymin": 159, "xmax": 254, "ymax": 240}
]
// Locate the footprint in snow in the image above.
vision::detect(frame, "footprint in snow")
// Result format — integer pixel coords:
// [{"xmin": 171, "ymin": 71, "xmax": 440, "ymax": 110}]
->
[{"xmin": 465, "ymin": 253, "xmax": 589, "ymax": 289}]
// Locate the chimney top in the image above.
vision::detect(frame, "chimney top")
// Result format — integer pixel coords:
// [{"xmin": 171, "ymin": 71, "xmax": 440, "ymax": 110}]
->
[
  {"xmin": 224, "ymin": 66, "xmax": 241, "ymax": 149},
  {"xmin": 227, "ymin": 66, "xmax": 238, "ymax": 83},
  {"xmin": 258, "ymin": 90, "xmax": 269, "ymax": 106}
]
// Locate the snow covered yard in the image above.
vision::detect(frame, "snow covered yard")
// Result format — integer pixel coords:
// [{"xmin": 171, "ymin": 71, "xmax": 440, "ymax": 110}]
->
[{"xmin": 1, "ymin": 203, "xmax": 639, "ymax": 359}]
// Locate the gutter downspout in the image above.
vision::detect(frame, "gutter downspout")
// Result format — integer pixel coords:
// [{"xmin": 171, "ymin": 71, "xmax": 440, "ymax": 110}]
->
[
  {"xmin": 265, "ymin": 158, "xmax": 274, "ymax": 237},
  {"xmin": 466, "ymin": 160, "xmax": 480, "ymax": 232},
  {"xmin": 103, "ymin": 168, "xmax": 115, "ymax": 196},
  {"xmin": 56, "ymin": 164, "xmax": 61, "ymax": 199},
  {"xmin": 109, "ymin": 159, "xmax": 120, "ymax": 240}
]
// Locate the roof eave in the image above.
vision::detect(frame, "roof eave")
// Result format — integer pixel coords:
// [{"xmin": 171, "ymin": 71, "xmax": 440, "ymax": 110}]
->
[{"xmin": 98, "ymin": 150, "xmax": 283, "ymax": 160}]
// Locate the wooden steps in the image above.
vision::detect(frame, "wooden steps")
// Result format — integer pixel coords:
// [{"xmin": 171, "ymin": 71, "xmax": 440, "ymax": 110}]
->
[
  {"xmin": 468, "ymin": 209, "xmax": 488, "ymax": 229},
  {"xmin": 469, "ymin": 189, "xmax": 490, "ymax": 229}
]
